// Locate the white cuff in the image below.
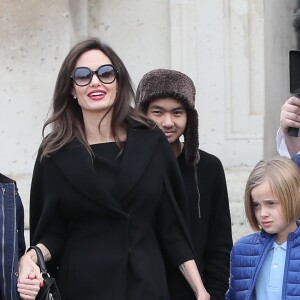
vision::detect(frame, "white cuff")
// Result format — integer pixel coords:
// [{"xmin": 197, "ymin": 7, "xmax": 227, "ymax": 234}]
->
[{"xmin": 276, "ymin": 127, "xmax": 292, "ymax": 158}]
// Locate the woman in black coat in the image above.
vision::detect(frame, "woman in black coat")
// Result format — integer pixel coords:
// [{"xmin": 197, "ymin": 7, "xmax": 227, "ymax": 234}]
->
[{"xmin": 17, "ymin": 38, "xmax": 210, "ymax": 300}]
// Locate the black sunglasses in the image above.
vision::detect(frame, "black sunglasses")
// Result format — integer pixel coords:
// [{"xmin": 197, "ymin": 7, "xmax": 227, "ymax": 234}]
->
[{"xmin": 71, "ymin": 64, "xmax": 118, "ymax": 86}]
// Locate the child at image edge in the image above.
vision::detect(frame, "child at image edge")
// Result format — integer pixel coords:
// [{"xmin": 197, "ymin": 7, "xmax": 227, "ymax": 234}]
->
[{"xmin": 226, "ymin": 156, "xmax": 300, "ymax": 300}]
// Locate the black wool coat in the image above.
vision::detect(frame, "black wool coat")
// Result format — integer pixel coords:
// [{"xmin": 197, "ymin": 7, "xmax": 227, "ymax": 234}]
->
[{"xmin": 29, "ymin": 121, "xmax": 195, "ymax": 300}]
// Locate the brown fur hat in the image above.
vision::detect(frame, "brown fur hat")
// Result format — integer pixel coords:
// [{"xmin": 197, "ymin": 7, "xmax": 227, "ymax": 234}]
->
[{"xmin": 136, "ymin": 68, "xmax": 200, "ymax": 166}]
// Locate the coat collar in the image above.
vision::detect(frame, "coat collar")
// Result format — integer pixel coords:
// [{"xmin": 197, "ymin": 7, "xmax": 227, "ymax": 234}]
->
[
  {"xmin": 0, "ymin": 173, "xmax": 15, "ymax": 184},
  {"xmin": 52, "ymin": 121, "xmax": 161, "ymax": 214},
  {"xmin": 115, "ymin": 122, "xmax": 160, "ymax": 201}
]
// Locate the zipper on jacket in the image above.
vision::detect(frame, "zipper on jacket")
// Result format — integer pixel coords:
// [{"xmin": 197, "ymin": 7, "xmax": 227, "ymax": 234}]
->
[
  {"xmin": 1, "ymin": 187, "xmax": 6, "ymax": 297},
  {"xmin": 246, "ymin": 236, "xmax": 275, "ymax": 300},
  {"xmin": 281, "ymin": 239, "xmax": 291, "ymax": 298},
  {"xmin": 1, "ymin": 185, "xmax": 18, "ymax": 299}
]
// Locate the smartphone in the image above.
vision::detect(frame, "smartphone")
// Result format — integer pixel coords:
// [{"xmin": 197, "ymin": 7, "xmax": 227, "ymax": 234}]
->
[
  {"xmin": 288, "ymin": 50, "xmax": 300, "ymax": 136},
  {"xmin": 290, "ymin": 50, "xmax": 300, "ymax": 94}
]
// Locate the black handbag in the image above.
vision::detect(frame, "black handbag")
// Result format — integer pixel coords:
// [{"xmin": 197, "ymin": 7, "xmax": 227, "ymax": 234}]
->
[{"xmin": 28, "ymin": 246, "xmax": 61, "ymax": 300}]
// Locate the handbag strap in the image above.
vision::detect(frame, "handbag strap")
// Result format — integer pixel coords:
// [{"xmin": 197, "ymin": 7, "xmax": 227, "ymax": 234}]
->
[{"xmin": 27, "ymin": 245, "xmax": 48, "ymax": 274}]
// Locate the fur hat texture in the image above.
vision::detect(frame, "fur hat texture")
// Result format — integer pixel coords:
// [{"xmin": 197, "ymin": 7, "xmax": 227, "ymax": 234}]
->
[{"xmin": 136, "ymin": 68, "xmax": 199, "ymax": 165}]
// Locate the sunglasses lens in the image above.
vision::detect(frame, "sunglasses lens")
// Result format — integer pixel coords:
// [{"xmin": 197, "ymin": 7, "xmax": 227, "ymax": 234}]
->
[
  {"xmin": 97, "ymin": 65, "xmax": 117, "ymax": 83},
  {"xmin": 72, "ymin": 65, "xmax": 117, "ymax": 86},
  {"xmin": 73, "ymin": 68, "xmax": 92, "ymax": 86}
]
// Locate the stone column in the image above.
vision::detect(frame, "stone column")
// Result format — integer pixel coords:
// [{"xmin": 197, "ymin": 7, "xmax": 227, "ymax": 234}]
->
[
  {"xmin": 69, "ymin": 0, "xmax": 89, "ymax": 44},
  {"xmin": 0, "ymin": 1, "xmax": 71, "ymax": 228},
  {"xmin": 170, "ymin": 0, "xmax": 265, "ymax": 167},
  {"xmin": 169, "ymin": 0, "xmax": 296, "ymax": 241},
  {"xmin": 263, "ymin": 0, "xmax": 297, "ymax": 158}
]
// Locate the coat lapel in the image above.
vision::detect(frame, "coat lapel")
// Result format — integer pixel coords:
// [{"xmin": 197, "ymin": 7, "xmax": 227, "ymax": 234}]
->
[
  {"xmin": 51, "ymin": 122, "xmax": 160, "ymax": 212},
  {"xmin": 52, "ymin": 140, "xmax": 125, "ymax": 214},
  {"xmin": 115, "ymin": 122, "xmax": 161, "ymax": 201}
]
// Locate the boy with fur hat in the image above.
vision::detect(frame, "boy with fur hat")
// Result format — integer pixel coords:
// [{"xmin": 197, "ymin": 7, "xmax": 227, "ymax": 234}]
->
[{"xmin": 136, "ymin": 69, "xmax": 233, "ymax": 300}]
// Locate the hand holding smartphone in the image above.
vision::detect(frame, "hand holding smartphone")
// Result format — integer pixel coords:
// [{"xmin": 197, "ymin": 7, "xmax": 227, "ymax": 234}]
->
[{"xmin": 288, "ymin": 50, "xmax": 300, "ymax": 136}]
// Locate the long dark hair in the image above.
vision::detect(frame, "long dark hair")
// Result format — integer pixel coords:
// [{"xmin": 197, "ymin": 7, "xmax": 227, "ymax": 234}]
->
[{"xmin": 40, "ymin": 38, "xmax": 152, "ymax": 159}]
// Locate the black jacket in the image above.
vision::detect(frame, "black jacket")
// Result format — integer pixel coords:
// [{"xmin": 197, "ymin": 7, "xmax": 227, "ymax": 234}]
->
[
  {"xmin": 0, "ymin": 173, "xmax": 25, "ymax": 300},
  {"xmin": 166, "ymin": 149, "xmax": 233, "ymax": 300},
  {"xmin": 29, "ymin": 121, "xmax": 195, "ymax": 300}
]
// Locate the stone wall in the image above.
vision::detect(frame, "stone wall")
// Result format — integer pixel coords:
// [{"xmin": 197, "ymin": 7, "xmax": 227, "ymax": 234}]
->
[{"xmin": 1, "ymin": 0, "xmax": 298, "ymax": 243}]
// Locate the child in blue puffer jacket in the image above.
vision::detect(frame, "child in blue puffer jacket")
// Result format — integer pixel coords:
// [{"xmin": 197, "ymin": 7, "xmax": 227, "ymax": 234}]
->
[{"xmin": 226, "ymin": 156, "xmax": 300, "ymax": 300}]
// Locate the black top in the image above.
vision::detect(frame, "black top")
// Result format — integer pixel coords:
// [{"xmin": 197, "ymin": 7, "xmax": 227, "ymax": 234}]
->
[
  {"xmin": 166, "ymin": 148, "xmax": 233, "ymax": 300},
  {"xmin": 91, "ymin": 142, "xmax": 123, "ymax": 194}
]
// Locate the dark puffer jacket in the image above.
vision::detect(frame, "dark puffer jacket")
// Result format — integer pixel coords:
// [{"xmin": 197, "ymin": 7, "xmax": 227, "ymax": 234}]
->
[
  {"xmin": 0, "ymin": 173, "xmax": 26, "ymax": 300},
  {"xmin": 226, "ymin": 224, "xmax": 300, "ymax": 300}
]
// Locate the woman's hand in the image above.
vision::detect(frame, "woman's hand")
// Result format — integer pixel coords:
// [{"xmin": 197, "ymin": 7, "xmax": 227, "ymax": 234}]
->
[
  {"xmin": 17, "ymin": 277, "xmax": 41, "ymax": 300},
  {"xmin": 17, "ymin": 250, "xmax": 42, "ymax": 299}
]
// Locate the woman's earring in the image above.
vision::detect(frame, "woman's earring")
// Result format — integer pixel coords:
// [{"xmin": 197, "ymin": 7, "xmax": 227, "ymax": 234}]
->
[{"xmin": 73, "ymin": 94, "xmax": 77, "ymax": 100}]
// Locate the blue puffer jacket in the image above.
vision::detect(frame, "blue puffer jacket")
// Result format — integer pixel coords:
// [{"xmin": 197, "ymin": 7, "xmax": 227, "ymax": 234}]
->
[
  {"xmin": 0, "ymin": 174, "xmax": 26, "ymax": 300},
  {"xmin": 226, "ymin": 224, "xmax": 300, "ymax": 300}
]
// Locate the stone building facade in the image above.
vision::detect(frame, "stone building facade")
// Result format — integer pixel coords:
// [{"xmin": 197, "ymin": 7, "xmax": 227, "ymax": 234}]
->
[{"xmin": 1, "ymin": 0, "xmax": 299, "ymax": 242}]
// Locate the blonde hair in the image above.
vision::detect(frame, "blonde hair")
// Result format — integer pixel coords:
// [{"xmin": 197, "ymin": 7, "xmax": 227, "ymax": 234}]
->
[{"xmin": 244, "ymin": 156, "xmax": 300, "ymax": 231}]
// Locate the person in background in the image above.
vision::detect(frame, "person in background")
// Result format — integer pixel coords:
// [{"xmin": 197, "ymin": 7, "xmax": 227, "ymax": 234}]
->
[
  {"xmin": 226, "ymin": 156, "xmax": 300, "ymax": 299},
  {"xmin": 277, "ymin": 96, "xmax": 300, "ymax": 157},
  {"xmin": 0, "ymin": 173, "xmax": 39, "ymax": 300},
  {"xmin": 136, "ymin": 69, "xmax": 232, "ymax": 299},
  {"xmin": 17, "ymin": 38, "xmax": 210, "ymax": 300},
  {"xmin": 276, "ymin": 8, "xmax": 300, "ymax": 157}
]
